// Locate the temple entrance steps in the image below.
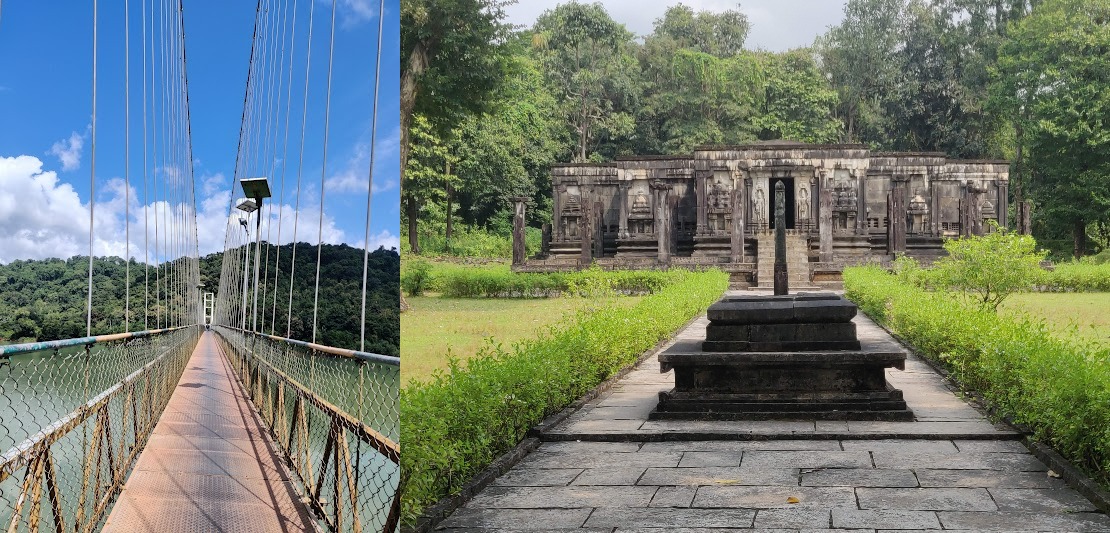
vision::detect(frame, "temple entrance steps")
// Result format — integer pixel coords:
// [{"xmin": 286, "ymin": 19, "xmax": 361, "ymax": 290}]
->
[{"xmin": 755, "ymin": 232, "xmax": 816, "ymax": 290}]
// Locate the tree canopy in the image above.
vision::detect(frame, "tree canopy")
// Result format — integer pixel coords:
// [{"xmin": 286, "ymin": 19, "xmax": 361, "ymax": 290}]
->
[{"xmin": 403, "ymin": 0, "xmax": 1110, "ymax": 260}]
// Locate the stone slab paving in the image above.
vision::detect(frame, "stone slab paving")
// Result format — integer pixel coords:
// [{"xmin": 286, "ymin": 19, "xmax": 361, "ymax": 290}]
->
[{"xmin": 437, "ymin": 297, "xmax": 1110, "ymax": 531}]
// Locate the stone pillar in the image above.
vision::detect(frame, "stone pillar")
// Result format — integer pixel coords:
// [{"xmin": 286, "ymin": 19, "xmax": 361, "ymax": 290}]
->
[
  {"xmin": 855, "ymin": 169, "xmax": 867, "ymax": 235},
  {"xmin": 810, "ymin": 176, "xmax": 819, "ymax": 233},
  {"xmin": 744, "ymin": 175, "xmax": 753, "ymax": 233},
  {"xmin": 997, "ymin": 182, "xmax": 1008, "ymax": 228},
  {"xmin": 959, "ymin": 186, "xmax": 970, "ymax": 238},
  {"xmin": 774, "ymin": 180, "xmax": 788, "ymax": 295},
  {"xmin": 967, "ymin": 183, "xmax": 985, "ymax": 236},
  {"xmin": 818, "ymin": 171, "xmax": 833, "ymax": 262},
  {"xmin": 929, "ymin": 178, "xmax": 940, "ymax": 236},
  {"xmin": 541, "ymin": 223, "xmax": 551, "ymax": 254},
  {"xmin": 511, "ymin": 197, "xmax": 527, "ymax": 266},
  {"xmin": 886, "ymin": 192, "xmax": 907, "ymax": 255},
  {"xmin": 695, "ymin": 171, "xmax": 708, "ymax": 236},
  {"xmin": 593, "ymin": 200, "xmax": 605, "ymax": 258},
  {"xmin": 730, "ymin": 183, "xmax": 744, "ymax": 263},
  {"xmin": 652, "ymin": 181, "xmax": 671, "ymax": 264},
  {"xmin": 580, "ymin": 187, "xmax": 593, "ymax": 265},
  {"xmin": 890, "ymin": 177, "xmax": 908, "ymax": 254},
  {"xmin": 553, "ymin": 184, "xmax": 565, "ymax": 241},
  {"xmin": 617, "ymin": 182, "xmax": 631, "ymax": 239}
]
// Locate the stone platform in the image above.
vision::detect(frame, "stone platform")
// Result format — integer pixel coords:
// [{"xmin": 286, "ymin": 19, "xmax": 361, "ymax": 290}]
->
[
  {"xmin": 653, "ymin": 293, "xmax": 912, "ymax": 421},
  {"xmin": 436, "ymin": 296, "xmax": 1110, "ymax": 532}
]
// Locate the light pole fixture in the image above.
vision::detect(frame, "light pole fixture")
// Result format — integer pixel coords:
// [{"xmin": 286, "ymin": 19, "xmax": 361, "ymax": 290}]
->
[
  {"xmin": 240, "ymin": 177, "xmax": 271, "ymax": 334},
  {"xmin": 235, "ymin": 199, "xmax": 255, "ymax": 331}
]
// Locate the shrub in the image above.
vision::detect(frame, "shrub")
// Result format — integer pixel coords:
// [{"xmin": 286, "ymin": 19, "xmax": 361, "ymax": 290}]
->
[
  {"xmin": 401, "ymin": 259, "xmax": 434, "ymax": 296},
  {"xmin": 400, "ymin": 269, "xmax": 729, "ymax": 524},
  {"xmin": 1041, "ymin": 261, "xmax": 1110, "ymax": 292},
  {"xmin": 845, "ymin": 266, "xmax": 1110, "ymax": 491},
  {"xmin": 931, "ymin": 224, "xmax": 1047, "ymax": 311},
  {"xmin": 429, "ymin": 264, "xmax": 687, "ymax": 298}
]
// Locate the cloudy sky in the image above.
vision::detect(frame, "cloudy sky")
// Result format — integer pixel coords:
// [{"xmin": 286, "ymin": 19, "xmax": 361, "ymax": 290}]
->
[
  {"xmin": 504, "ymin": 0, "xmax": 848, "ymax": 51},
  {"xmin": 0, "ymin": 0, "xmax": 399, "ymax": 265}
]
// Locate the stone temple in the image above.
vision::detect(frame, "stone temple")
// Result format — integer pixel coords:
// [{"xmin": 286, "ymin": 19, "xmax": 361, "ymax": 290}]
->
[{"xmin": 513, "ymin": 142, "xmax": 1009, "ymax": 287}]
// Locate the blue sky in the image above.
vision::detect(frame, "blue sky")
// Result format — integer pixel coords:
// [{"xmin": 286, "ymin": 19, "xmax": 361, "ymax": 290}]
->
[{"xmin": 0, "ymin": 0, "xmax": 400, "ymax": 263}]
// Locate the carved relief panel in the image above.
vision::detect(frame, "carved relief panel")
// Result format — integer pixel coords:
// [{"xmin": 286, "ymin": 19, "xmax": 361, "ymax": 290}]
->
[
  {"xmin": 628, "ymin": 185, "xmax": 653, "ymax": 236},
  {"xmin": 706, "ymin": 170, "xmax": 733, "ymax": 234}
]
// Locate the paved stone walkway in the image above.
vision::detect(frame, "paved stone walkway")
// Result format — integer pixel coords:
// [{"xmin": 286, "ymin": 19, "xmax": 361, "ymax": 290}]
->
[
  {"xmin": 103, "ymin": 332, "xmax": 315, "ymax": 532},
  {"xmin": 438, "ymin": 300, "xmax": 1110, "ymax": 532}
]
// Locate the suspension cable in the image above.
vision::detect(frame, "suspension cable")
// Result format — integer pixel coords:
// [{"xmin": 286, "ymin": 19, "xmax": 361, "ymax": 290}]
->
[
  {"xmin": 287, "ymin": 0, "xmax": 316, "ymax": 338},
  {"xmin": 86, "ymin": 0, "xmax": 97, "ymax": 337},
  {"xmin": 143, "ymin": 0, "xmax": 150, "ymax": 331},
  {"xmin": 311, "ymin": 0, "xmax": 337, "ymax": 344},
  {"xmin": 125, "ymin": 0, "xmax": 131, "ymax": 333},
  {"xmin": 271, "ymin": 0, "xmax": 299, "ymax": 335},
  {"xmin": 360, "ymin": 0, "xmax": 386, "ymax": 352}
]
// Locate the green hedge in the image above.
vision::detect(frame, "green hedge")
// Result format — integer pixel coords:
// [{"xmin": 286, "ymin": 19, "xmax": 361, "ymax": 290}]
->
[
  {"xmin": 1041, "ymin": 262, "xmax": 1110, "ymax": 292},
  {"xmin": 402, "ymin": 261, "xmax": 691, "ymax": 298},
  {"xmin": 845, "ymin": 266, "xmax": 1110, "ymax": 487},
  {"xmin": 400, "ymin": 269, "xmax": 729, "ymax": 523}
]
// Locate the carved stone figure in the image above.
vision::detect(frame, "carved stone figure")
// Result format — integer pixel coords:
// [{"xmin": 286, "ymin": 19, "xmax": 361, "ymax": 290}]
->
[
  {"xmin": 797, "ymin": 187, "xmax": 810, "ymax": 223},
  {"xmin": 754, "ymin": 187, "xmax": 766, "ymax": 226}
]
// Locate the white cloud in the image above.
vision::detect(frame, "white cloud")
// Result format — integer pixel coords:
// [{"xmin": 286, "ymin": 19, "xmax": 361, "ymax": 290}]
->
[
  {"xmin": 362, "ymin": 229, "xmax": 399, "ymax": 251},
  {"xmin": 341, "ymin": 0, "xmax": 377, "ymax": 26},
  {"xmin": 47, "ymin": 130, "xmax": 86, "ymax": 171},
  {"xmin": 201, "ymin": 172, "xmax": 227, "ymax": 197},
  {"xmin": 0, "ymin": 155, "xmax": 90, "ymax": 262},
  {"xmin": 325, "ymin": 127, "xmax": 400, "ymax": 195},
  {"xmin": 199, "ymin": 190, "xmax": 347, "ymax": 257},
  {"xmin": 315, "ymin": 0, "xmax": 381, "ymax": 28},
  {"xmin": 0, "ymin": 154, "xmax": 358, "ymax": 264}
]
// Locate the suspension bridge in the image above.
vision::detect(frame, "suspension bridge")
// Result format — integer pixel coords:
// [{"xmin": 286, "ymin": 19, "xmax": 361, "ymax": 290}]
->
[{"xmin": 0, "ymin": 1, "xmax": 399, "ymax": 532}]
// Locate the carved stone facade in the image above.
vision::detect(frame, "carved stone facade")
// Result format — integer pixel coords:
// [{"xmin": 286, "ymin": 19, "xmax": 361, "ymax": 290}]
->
[{"xmin": 530, "ymin": 143, "xmax": 1009, "ymax": 279}]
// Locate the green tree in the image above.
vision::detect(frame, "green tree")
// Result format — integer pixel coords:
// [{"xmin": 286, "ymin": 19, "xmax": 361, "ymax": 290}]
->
[
  {"xmin": 992, "ymin": 0, "xmax": 1110, "ymax": 257},
  {"xmin": 818, "ymin": 0, "xmax": 905, "ymax": 144},
  {"xmin": 650, "ymin": 3, "xmax": 749, "ymax": 58},
  {"xmin": 932, "ymin": 224, "xmax": 1046, "ymax": 311},
  {"xmin": 752, "ymin": 49, "xmax": 841, "ymax": 143},
  {"xmin": 532, "ymin": 2, "xmax": 640, "ymax": 162},
  {"xmin": 451, "ymin": 44, "xmax": 570, "ymax": 229},
  {"xmin": 636, "ymin": 4, "xmax": 756, "ymax": 153},
  {"xmin": 403, "ymin": 114, "xmax": 454, "ymax": 254},
  {"xmin": 401, "ymin": 0, "xmax": 513, "ymax": 251}
]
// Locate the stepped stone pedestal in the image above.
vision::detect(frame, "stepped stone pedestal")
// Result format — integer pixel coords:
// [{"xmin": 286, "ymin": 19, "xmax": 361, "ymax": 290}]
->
[{"xmin": 651, "ymin": 293, "xmax": 913, "ymax": 421}]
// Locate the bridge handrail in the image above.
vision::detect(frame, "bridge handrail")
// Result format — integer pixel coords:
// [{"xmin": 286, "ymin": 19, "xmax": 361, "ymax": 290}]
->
[
  {"xmin": 217, "ymin": 326, "xmax": 399, "ymax": 366},
  {"xmin": 0, "ymin": 325, "xmax": 199, "ymax": 531},
  {"xmin": 211, "ymin": 325, "xmax": 400, "ymax": 532},
  {"xmin": 0, "ymin": 325, "xmax": 193, "ymax": 357},
  {"xmin": 228, "ymin": 334, "xmax": 399, "ymax": 462},
  {"xmin": 0, "ymin": 333, "xmax": 178, "ymax": 480}
]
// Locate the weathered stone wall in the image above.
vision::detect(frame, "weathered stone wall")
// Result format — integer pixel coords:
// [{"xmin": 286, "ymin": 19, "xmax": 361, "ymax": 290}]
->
[{"xmin": 537, "ymin": 143, "xmax": 1009, "ymax": 272}]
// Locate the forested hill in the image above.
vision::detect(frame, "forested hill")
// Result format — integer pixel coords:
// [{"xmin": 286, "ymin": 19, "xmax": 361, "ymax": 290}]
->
[{"xmin": 0, "ymin": 244, "xmax": 399, "ymax": 356}]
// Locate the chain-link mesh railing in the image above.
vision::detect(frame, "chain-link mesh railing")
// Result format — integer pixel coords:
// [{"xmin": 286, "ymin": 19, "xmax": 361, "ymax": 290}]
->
[
  {"xmin": 212, "ymin": 326, "xmax": 399, "ymax": 533},
  {"xmin": 0, "ymin": 327, "xmax": 200, "ymax": 532}
]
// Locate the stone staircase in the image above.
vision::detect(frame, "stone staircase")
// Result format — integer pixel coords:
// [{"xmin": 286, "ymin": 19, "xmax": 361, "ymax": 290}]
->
[{"xmin": 755, "ymin": 232, "xmax": 815, "ymax": 290}]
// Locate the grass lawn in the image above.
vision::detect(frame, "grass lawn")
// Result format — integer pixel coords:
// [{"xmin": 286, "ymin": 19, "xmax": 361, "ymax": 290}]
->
[
  {"xmin": 401, "ymin": 295, "xmax": 644, "ymax": 383},
  {"xmin": 1002, "ymin": 292, "xmax": 1110, "ymax": 347}
]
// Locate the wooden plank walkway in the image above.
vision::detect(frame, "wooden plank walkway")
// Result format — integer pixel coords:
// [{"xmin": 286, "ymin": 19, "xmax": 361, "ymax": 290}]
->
[{"xmin": 103, "ymin": 331, "xmax": 316, "ymax": 533}]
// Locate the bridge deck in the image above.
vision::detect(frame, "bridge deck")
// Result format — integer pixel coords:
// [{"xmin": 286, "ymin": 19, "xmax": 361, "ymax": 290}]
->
[{"xmin": 103, "ymin": 331, "xmax": 316, "ymax": 532}]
